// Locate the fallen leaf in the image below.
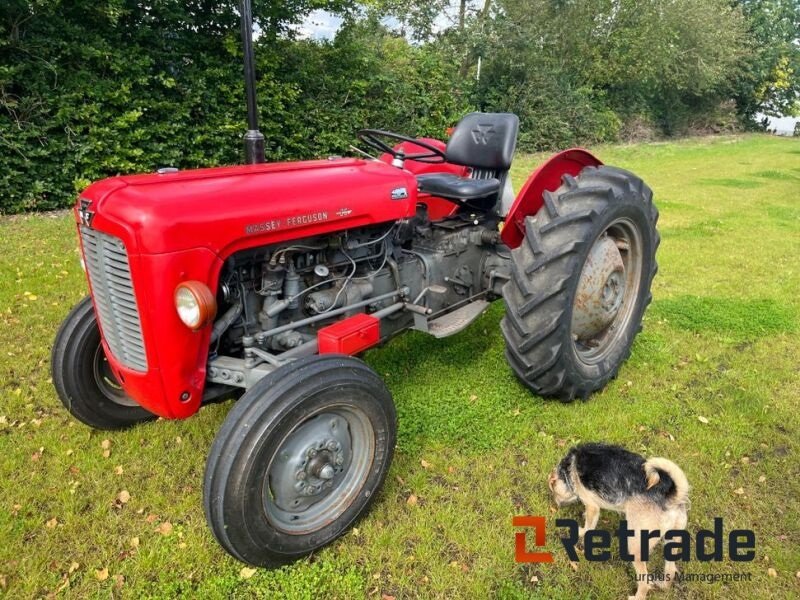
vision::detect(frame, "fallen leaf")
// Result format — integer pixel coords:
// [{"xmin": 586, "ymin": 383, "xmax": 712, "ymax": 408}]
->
[
  {"xmin": 117, "ymin": 490, "xmax": 131, "ymax": 504},
  {"xmin": 758, "ymin": 475, "xmax": 766, "ymax": 483},
  {"xmin": 103, "ymin": 449, "xmax": 111, "ymax": 458},
  {"xmin": 449, "ymin": 561, "xmax": 459, "ymax": 569},
  {"xmin": 767, "ymin": 568, "xmax": 777, "ymax": 578},
  {"xmin": 406, "ymin": 494, "xmax": 418, "ymax": 507},
  {"xmin": 113, "ymin": 574, "xmax": 124, "ymax": 588},
  {"xmin": 420, "ymin": 459, "xmax": 431, "ymax": 469},
  {"xmin": 95, "ymin": 567, "xmax": 109, "ymax": 582},
  {"xmin": 395, "ymin": 475, "xmax": 405, "ymax": 485},
  {"xmin": 0, "ymin": 575, "xmax": 6, "ymax": 591},
  {"xmin": 381, "ymin": 595, "xmax": 396, "ymax": 600},
  {"xmin": 55, "ymin": 575, "xmax": 70, "ymax": 593},
  {"xmin": 130, "ymin": 537, "xmax": 139, "ymax": 549},
  {"xmin": 733, "ymin": 487, "xmax": 745, "ymax": 495},
  {"xmin": 530, "ymin": 575, "xmax": 539, "ymax": 584},
  {"xmin": 468, "ymin": 394, "xmax": 478, "ymax": 402},
  {"xmin": 697, "ymin": 416, "xmax": 709, "ymax": 424},
  {"xmin": 145, "ymin": 514, "xmax": 158, "ymax": 523},
  {"xmin": 240, "ymin": 567, "xmax": 257, "ymax": 579},
  {"xmin": 178, "ymin": 542, "xmax": 187, "ymax": 549},
  {"xmin": 155, "ymin": 521, "xmax": 173, "ymax": 536},
  {"xmin": 101, "ymin": 439, "xmax": 111, "ymax": 450},
  {"xmin": 741, "ymin": 456, "xmax": 750, "ymax": 464},
  {"xmin": 447, "ymin": 466, "xmax": 455, "ymax": 473},
  {"xmin": 69, "ymin": 562, "xmax": 80, "ymax": 574},
  {"xmin": 352, "ymin": 528, "xmax": 360, "ymax": 537},
  {"xmin": 45, "ymin": 518, "xmax": 58, "ymax": 529},
  {"xmin": 114, "ymin": 466, "xmax": 124, "ymax": 475}
]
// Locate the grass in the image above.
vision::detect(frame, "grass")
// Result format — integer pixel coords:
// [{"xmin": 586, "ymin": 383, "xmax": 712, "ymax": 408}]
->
[{"xmin": 1, "ymin": 134, "xmax": 799, "ymax": 599}]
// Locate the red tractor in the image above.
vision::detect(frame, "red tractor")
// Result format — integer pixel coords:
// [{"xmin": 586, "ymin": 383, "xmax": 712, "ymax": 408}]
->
[{"xmin": 51, "ymin": 2, "xmax": 658, "ymax": 567}]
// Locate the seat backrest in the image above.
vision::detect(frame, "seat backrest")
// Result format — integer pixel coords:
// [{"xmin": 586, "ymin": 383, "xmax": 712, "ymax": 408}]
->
[{"xmin": 445, "ymin": 112, "xmax": 520, "ymax": 171}]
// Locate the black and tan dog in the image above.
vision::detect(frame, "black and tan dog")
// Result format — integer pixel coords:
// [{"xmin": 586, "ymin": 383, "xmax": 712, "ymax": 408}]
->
[{"xmin": 548, "ymin": 443, "xmax": 690, "ymax": 600}]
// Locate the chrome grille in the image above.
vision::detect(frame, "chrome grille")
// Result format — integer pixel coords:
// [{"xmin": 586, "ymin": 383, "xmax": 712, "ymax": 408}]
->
[{"xmin": 79, "ymin": 226, "xmax": 148, "ymax": 371}]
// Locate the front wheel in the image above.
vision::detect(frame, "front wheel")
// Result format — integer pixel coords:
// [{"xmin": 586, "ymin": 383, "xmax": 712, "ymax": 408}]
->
[
  {"xmin": 51, "ymin": 296, "xmax": 154, "ymax": 429},
  {"xmin": 501, "ymin": 165, "xmax": 659, "ymax": 401},
  {"xmin": 203, "ymin": 354, "xmax": 396, "ymax": 566}
]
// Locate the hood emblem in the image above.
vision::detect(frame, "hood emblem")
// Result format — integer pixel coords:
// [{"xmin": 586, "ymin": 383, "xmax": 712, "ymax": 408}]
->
[
  {"xmin": 336, "ymin": 208, "xmax": 353, "ymax": 217},
  {"xmin": 78, "ymin": 198, "xmax": 95, "ymax": 227},
  {"xmin": 391, "ymin": 187, "xmax": 409, "ymax": 201}
]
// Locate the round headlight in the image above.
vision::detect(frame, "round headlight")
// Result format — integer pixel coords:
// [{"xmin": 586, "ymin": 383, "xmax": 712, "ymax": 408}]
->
[{"xmin": 175, "ymin": 281, "xmax": 217, "ymax": 330}]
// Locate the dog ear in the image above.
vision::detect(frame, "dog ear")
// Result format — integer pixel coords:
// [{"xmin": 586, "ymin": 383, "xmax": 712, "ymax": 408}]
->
[
  {"xmin": 548, "ymin": 471, "xmax": 558, "ymax": 491},
  {"xmin": 645, "ymin": 465, "xmax": 660, "ymax": 490}
]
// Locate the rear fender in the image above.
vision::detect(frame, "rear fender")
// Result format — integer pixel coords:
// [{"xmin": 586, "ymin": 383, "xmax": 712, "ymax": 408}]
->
[{"xmin": 501, "ymin": 149, "xmax": 602, "ymax": 249}]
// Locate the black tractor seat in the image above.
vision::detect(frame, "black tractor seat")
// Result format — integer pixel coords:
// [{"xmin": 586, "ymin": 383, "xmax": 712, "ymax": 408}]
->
[
  {"xmin": 416, "ymin": 172, "xmax": 501, "ymax": 201},
  {"xmin": 414, "ymin": 112, "xmax": 519, "ymax": 211}
]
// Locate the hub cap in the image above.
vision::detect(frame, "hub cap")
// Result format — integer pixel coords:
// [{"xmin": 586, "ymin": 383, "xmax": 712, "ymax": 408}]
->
[
  {"xmin": 571, "ymin": 218, "xmax": 643, "ymax": 364},
  {"xmin": 264, "ymin": 404, "xmax": 374, "ymax": 534}
]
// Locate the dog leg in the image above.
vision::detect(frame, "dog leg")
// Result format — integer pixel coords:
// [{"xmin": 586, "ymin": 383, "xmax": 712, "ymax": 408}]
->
[
  {"xmin": 627, "ymin": 533, "xmax": 651, "ymax": 600},
  {"xmin": 657, "ymin": 509, "xmax": 688, "ymax": 590},
  {"xmin": 578, "ymin": 502, "xmax": 600, "ymax": 538}
]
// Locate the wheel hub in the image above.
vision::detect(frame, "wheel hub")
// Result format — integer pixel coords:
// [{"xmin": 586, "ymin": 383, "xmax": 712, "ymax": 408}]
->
[
  {"xmin": 270, "ymin": 415, "xmax": 350, "ymax": 512},
  {"xmin": 572, "ymin": 235, "xmax": 626, "ymax": 341}
]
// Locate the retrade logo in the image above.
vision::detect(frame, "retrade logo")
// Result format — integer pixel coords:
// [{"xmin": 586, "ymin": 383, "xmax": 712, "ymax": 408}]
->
[
  {"xmin": 471, "ymin": 124, "xmax": 496, "ymax": 145},
  {"xmin": 513, "ymin": 516, "xmax": 755, "ymax": 563}
]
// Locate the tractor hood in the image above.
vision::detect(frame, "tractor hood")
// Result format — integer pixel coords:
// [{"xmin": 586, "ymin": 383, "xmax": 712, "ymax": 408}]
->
[{"xmin": 78, "ymin": 158, "xmax": 418, "ymax": 257}]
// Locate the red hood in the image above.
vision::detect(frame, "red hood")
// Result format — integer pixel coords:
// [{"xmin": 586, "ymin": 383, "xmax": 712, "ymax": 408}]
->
[{"xmin": 80, "ymin": 157, "xmax": 418, "ymax": 258}]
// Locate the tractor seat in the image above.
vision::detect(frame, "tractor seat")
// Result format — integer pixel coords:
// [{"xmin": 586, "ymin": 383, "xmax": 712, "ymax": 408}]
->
[
  {"xmin": 416, "ymin": 112, "xmax": 519, "ymax": 210},
  {"xmin": 416, "ymin": 173, "xmax": 500, "ymax": 201}
]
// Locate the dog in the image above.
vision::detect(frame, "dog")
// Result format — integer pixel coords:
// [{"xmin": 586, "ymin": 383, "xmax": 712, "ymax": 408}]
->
[{"xmin": 548, "ymin": 443, "xmax": 690, "ymax": 600}]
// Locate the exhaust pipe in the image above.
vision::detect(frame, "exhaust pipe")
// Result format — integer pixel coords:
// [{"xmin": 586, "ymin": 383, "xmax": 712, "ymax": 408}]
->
[{"xmin": 239, "ymin": 0, "xmax": 265, "ymax": 164}]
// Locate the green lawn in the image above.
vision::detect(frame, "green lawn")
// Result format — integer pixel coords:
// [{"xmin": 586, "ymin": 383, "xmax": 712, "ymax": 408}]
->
[{"xmin": 1, "ymin": 134, "xmax": 798, "ymax": 599}]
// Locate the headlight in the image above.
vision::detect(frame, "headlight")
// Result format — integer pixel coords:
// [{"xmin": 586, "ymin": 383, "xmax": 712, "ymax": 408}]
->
[{"xmin": 175, "ymin": 281, "xmax": 217, "ymax": 330}]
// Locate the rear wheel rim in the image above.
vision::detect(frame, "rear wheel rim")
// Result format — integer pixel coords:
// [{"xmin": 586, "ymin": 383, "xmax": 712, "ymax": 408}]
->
[
  {"xmin": 264, "ymin": 403, "xmax": 375, "ymax": 535},
  {"xmin": 571, "ymin": 217, "xmax": 643, "ymax": 365}
]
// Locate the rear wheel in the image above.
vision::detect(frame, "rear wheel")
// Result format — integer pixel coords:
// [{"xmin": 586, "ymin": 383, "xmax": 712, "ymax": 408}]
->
[
  {"xmin": 203, "ymin": 354, "xmax": 396, "ymax": 566},
  {"xmin": 51, "ymin": 296, "xmax": 154, "ymax": 429},
  {"xmin": 501, "ymin": 165, "xmax": 658, "ymax": 401}
]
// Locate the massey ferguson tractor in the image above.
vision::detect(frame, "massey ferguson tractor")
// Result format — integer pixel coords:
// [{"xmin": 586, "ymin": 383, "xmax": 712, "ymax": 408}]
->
[{"xmin": 51, "ymin": 2, "xmax": 658, "ymax": 567}]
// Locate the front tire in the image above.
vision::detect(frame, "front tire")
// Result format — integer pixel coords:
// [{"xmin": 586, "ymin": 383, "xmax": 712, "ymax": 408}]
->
[
  {"xmin": 51, "ymin": 296, "xmax": 154, "ymax": 429},
  {"xmin": 501, "ymin": 165, "xmax": 658, "ymax": 401},
  {"xmin": 203, "ymin": 354, "xmax": 396, "ymax": 567}
]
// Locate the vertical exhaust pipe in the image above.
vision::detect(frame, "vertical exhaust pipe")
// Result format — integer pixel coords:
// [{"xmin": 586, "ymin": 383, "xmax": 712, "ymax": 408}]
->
[{"xmin": 240, "ymin": 0, "xmax": 265, "ymax": 164}]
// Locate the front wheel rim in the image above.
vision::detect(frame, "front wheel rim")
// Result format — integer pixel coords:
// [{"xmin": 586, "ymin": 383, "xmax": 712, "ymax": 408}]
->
[
  {"xmin": 92, "ymin": 345, "xmax": 138, "ymax": 407},
  {"xmin": 570, "ymin": 217, "xmax": 644, "ymax": 365},
  {"xmin": 264, "ymin": 403, "xmax": 375, "ymax": 535}
]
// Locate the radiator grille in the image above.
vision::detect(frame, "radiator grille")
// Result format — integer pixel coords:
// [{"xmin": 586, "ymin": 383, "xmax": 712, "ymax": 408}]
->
[{"xmin": 79, "ymin": 226, "xmax": 148, "ymax": 372}]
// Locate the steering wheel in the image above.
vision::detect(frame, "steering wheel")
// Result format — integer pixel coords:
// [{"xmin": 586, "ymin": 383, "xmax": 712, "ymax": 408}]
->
[{"xmin": 357, "ymin": 129, "xmax": 446, "ymax": 164}]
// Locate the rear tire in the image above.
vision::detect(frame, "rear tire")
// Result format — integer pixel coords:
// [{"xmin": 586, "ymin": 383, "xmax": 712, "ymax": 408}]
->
[
  {"xmin": 501, "ymin": 165, "xmax": 658, "ymax": 401},
  {"xmin": 203, "ymin": 354, "xmax": 396, "ymax": 567},
  {"xmin": 51, "ymin": 296, "xmax": 154, "ymax": 429}
]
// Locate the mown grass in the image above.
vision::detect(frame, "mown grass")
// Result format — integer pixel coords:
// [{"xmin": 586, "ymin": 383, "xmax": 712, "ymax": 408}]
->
[{"xmin": 1, "ymin": 134, "xmax": 799, "ymax": 599}]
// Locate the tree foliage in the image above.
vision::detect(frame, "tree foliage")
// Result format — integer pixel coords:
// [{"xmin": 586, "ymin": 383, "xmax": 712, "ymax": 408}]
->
[{"xmin": 0, "ymin": 0, "xmax": 796, "ymax": 213}]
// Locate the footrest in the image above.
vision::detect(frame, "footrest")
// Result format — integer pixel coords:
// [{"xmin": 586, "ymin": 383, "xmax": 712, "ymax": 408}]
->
[{"xmin": 427, "ymin": 300, "xmax": 490, "ymax": 338}]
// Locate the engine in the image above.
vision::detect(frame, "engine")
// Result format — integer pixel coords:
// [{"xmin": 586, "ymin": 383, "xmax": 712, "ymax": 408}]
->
[{"xmin": 207, "ymin": 209, "xmax": 511, "ymax": 389}]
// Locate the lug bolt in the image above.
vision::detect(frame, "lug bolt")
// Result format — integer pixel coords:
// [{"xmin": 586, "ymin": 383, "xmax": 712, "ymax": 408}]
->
[
  {"xmin": 335, "ymin": 456, "xmax": 344, "ymax": 466},
  {"xmin": 326, "ymin": 440, "xmax": 338, "ymax": 451},
  {"xmin": 308, "ymin": 448, "xmax": 317, "ymax": 458},
  {"xmin": 296, "ymin": 470, "xmax": 306, "ymax": 481}
]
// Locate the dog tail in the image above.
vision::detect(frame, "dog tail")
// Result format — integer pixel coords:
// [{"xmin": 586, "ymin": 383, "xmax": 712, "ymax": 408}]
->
[{"xmin": 644, "ymin": 457, "xmax": 690, "ymax": 505}]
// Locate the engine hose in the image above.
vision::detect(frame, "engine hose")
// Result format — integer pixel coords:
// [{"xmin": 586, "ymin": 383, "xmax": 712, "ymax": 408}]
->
[{"xmin": 210, "ymin": 301, "xmax": 243, "ymax": 344}]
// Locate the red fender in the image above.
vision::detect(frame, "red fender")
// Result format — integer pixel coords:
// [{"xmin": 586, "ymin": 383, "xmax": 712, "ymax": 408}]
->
[{"xmin": 501, "ymin": 148, "xmax": 602, "ymax": 249}]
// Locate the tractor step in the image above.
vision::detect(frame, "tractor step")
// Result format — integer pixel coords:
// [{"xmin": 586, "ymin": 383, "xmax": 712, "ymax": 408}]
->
[{"xmin": 425, "ymin": 300, "xmax": 490, "ymax": 338}]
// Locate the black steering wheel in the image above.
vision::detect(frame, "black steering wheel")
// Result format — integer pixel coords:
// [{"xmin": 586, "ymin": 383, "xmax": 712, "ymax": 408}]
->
[{"xmin": 357, "ymin": 129, "xmax": 447, "ymax": 164}]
